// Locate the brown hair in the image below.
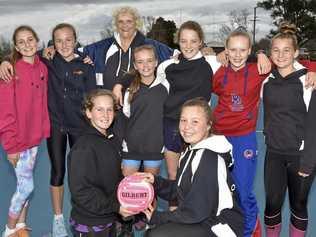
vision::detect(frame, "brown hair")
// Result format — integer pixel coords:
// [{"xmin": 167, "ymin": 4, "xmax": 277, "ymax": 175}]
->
[
  {"xmin": 225, "ymin": 30, "xmax": 252, "ymax": 48},
  {"xmin": 82, "ymin": 89, "xmax": 117, "ymax": 121},
  {"xmin": 128, "ymin": 45, "xmax": 157, "ymax": 103},
  {"xmin": 175, "ymin": 21, "xmax": 204, "ymax": 45},
  {"xmin": 272, "ymin": 21, "xmax": 298, "ymax": 50},
  {"xmin": 52, "ymin": 23, "xmax": 77, "ymax": 43},
  {"xmin": 11, "ymin": 25, "xmax": 39, "ymax": 65},
  {"xmin": 180, "ymin": 97, "xmax": 214, "ymax": 134}
]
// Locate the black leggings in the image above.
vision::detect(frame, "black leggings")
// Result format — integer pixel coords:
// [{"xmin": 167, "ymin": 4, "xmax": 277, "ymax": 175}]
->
[
  {"xmin": 264, "ymin": 150, "xmax": 315, "ymax": 231},
  {"xmin": 47, "ymin": 126, "xmax": 80, "ymax": 186},
  {"xmin": 145, "ymin": 222, "xmax": 213, "ymax": 237}
]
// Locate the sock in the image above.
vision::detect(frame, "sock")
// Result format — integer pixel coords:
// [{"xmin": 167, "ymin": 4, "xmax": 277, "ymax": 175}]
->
[
  {"xmin": 54, "ymin": 214, "xmax": 64, "ymax": 221},
  {"xmin": 4, "ymin": 225, "xmax": 16, "ymax": 237},
  {"xmin": 16, "ymin": 222, "xmax": 26, "ymax": 230}
]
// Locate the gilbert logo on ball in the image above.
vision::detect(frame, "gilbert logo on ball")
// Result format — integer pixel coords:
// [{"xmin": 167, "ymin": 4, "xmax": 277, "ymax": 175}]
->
[{"xmin": 117, "ymin": 174, "xmax": 154, "ymax": 213}]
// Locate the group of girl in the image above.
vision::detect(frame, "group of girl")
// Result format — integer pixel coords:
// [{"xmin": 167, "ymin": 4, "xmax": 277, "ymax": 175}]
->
[
  {"xmin": 0, "ymin": 5, "xmax": 316, "ymax": 237},
  {"xmin": 0, "ymin": 23, "xmax": 97, "ymax": 237}
]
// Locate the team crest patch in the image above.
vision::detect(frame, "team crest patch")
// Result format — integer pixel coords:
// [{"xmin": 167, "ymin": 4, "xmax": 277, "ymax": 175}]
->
[
  {"xmin": 230, "ymin": 94, "xmax": 244, "ymax": 111},
  {"xmin": 243, "ymin": 149, "xmax": 254, "ymax": 159}
]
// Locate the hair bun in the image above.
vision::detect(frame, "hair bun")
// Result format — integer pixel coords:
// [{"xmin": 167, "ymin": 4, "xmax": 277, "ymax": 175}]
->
[{"xmin": 279, "ymin": 21, "xmax": 297, "ymax": 34}]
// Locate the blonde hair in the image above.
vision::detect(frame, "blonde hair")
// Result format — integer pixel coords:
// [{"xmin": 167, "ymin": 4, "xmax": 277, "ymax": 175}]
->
[
  {"xmin": 112, "ymin": 6, "xmax": 142, "ymax": 31},
  {"xmin": 225, "ymin": 30, "xmax": 252, "ymax": 48},
  {"xmin": 272, "ymin": 21, "xmax": 298, "ymax": 50},
  {"xmin": 128, "ymin": 45, "xmax": 157, "ymax": 103}
]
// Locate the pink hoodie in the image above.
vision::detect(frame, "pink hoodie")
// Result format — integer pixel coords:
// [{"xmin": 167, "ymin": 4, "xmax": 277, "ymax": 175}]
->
[{"xmin": 0, "ymin": 55, "xmax": 50, "ymax": 154}]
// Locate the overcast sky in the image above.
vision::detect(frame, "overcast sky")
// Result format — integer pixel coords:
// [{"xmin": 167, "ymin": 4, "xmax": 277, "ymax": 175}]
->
[{"xmin": 0, "ymin": 0, "xmax": 273, "ymax": 46}]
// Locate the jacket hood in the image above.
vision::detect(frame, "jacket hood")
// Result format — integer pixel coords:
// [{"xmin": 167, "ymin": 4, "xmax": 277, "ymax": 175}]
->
[
  {"xmin": 113, "ymin": 30, "xmax": 145, "ymax": 49},
  {"xmin": 110, "ymin": 31, "xmax": 145, "ymax": 77},
  {"xmin": 54, "ymin": 52, "xmax": 84, "ymax": 63},
  {"xmin": 188, "ymin": 135, "xmax": 233, "ymax": 168},
  {"xmin": 271, "ymin": 68, "xmax": 307, "ymax": 83},
  {"xmin": 83, "ymin": 122, "xmax": 114, "ymax": 139},
  {"xmin": 190, "ymin": 135, "xmax": 232, "ymax": 153}
]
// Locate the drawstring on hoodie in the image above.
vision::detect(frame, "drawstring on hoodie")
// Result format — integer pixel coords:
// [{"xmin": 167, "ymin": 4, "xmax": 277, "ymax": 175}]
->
[
  {"xmin": 115, "ymin": 49, "xmax": 122, "ymax": 77},
  {"xmin": 115, "ymin": 47, "xmax": 132, "ymax": 77},
  {"xmin": 127, "ymin": 48, "xmax": 131, "ymax": 72},
  {"xmin": 177, "ymin": 149, "xmax": 195, "ymax": 186}
]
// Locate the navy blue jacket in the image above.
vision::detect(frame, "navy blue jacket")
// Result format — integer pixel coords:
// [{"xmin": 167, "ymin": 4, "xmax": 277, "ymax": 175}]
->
[
  {"xmin": 43, "ymin": 53, "xmax": 96, "ymax": 132},
  {"xmin": 82, "ymin": 31, "xmax": 174, "ymax": 89}
]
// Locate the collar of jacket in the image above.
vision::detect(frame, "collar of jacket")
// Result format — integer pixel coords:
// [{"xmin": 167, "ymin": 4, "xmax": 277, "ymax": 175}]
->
[
  {"xmin": 54, "ymin": 51, "xmax": 84, "ymax": 63},
  {"xmin": 83, "ymin": 121, "xmax": 115, "ymax": 140},
  {"xmin": 113, "ymin": 30, "xmax": 145, "ymax": 49},
  {"xmin": 16, "ymin": 54, "xmax": 41, "ymax": 68}
]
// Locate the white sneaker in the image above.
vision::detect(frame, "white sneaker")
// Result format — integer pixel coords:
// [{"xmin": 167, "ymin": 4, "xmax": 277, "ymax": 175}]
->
[{"xmin": 52, "ymin": 217, "xmax": 67, "ymax": 237}]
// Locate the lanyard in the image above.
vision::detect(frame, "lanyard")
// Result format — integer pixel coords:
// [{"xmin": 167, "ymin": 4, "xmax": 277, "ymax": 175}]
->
[{"xmin": 222, "ymin": 64, "xmax": 249, "ymax": 96}]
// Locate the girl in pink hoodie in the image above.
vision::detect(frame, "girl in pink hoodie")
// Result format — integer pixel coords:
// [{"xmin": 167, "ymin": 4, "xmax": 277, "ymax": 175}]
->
[{"xmin": 0, "ymin": 25, "xmax": 50, "ymax": 237}]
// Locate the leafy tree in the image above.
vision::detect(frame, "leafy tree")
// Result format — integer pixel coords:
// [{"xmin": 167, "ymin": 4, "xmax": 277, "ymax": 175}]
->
[
  {"xmin": 0, "ymin": 36, "xmax": 11, "ymax": 62},
  {"xmin": 141, "ymin": 16, "xmax": 156, "ymax": 34},
  {"xmin": 257, "ymin": 0, "xmax": 316, "ymax": 46},
  {"xmin": 217, "ymin": 9, "xmax": 253, "ymax": 42},
  {"xmin": 253, "ymin": 37, "xmax": 271, "ymax": 52},
  {"xmin": 147, "ymin": 17, "xmax": 177, "ymax": 48}
]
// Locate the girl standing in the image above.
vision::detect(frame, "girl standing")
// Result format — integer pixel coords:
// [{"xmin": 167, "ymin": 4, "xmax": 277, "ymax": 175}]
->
[
  {"xmin": 156, "ymin": 21, "xmax": 218, "ymax": 189},
  {"xmin": 120, "ymin": 44, "xmax": 168, "ymax": 177},
  {"xmin": 212, "ymin": 29, "xmax": 316, "ymax": 237},
  {"xmin": 67, "ymin": 89, "xmax": 134, "ymax": 237},
  {"xmin": 44, "ymin": 23, "xmax": 96, "ymax": 237},
  {"xmin": 0, "ymin": 25, "xmax": 50, "ymax": 237},
  {"xmin": 262, "ymin": 22, "xmax": 315, "ymax": 237},
  {"xmin": 141, "ymin": 98, "xmax": 243, "ymax": 237}
]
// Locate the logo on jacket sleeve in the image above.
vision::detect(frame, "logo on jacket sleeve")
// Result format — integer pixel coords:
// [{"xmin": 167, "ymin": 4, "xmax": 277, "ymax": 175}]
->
[
  {"xmin": 73, "ymin": 69, "xmax": 84, "ymax": 75},
  {"xmin": 243, "ymin": 149, "xmax": 254, "ymax": 159}
]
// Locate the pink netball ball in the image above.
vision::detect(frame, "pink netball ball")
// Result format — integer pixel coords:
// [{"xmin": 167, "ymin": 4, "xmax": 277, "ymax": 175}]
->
[{"xmin": 117, "ymin": 174, "xmax": 154, "ymax": 213}]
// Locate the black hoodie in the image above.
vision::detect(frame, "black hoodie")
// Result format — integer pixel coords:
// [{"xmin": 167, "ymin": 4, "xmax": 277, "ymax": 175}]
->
[
  {"xmin": 156, "ymin": 52, "xmax": 213, "ymax": 121},
  {"xmin": 263, "ymin": 67, "xmax": 311, "ymax": 154},
  {"xmin": 67, "ymin": 124, "xmax": 122, "ymax": 225}
]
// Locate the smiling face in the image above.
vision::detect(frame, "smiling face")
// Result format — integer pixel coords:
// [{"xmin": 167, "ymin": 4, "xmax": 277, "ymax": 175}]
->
[
  {"xmin": 85, "ymin": 95, "xmax": 115, "ymax": 135},
  {"xmin": 133, "ymin": 48, "xmax": 157, "ymax": 82},
  {"xmin": 225, "ymin": 35, "xmax": 251, "ymax": 71},
  {"xmin": 15, "ymin": 30, "xmax": 38, "ymax": 61},
  {"xmin": 116, "ymin": 13, "xmax": 137, "ymax": 39},
  {"xmin": 270, "ymin": 37, "xmax": 298, "ymax": 73},
  {"xmin": 54, "ymin": 27, "xmax": 76, "ymax": 62},
  {"xmin": 179, "ymin": 105, "xmax": 211, "ymax": 145},
  {"xmin": 179, "ymin": 29, "xmax": 202, "ymax": 60}
]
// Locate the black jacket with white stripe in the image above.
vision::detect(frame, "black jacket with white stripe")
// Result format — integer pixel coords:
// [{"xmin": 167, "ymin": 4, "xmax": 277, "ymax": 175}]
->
[
  {"xmin": 262, "ymin": 62, "xmax": 316, "ymax": 174},
  {"xmin": 263, "ymin": 63, "xmax": 313, "ymax": 155},
  {"xmin": 150, "ymin": 135, "xmax": 243, "ymax": 237},
  {"xmin": 121, "ymin": 75, "xmax": 169, "ymax": 160}
]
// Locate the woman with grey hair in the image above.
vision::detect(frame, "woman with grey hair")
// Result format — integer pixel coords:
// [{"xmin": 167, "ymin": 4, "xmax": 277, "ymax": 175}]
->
[{"xmin": 82, "ymin": 6, "xmax": 174, "ymax": 90}]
